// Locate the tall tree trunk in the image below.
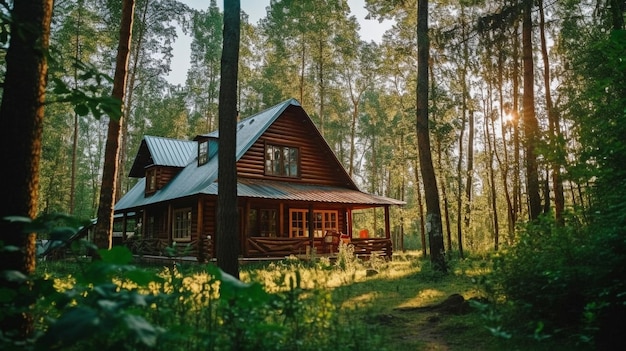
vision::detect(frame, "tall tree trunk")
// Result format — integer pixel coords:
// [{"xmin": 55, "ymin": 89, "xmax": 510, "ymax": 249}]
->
[
  {"xmin": 522, "ymin": 0, "xmax": 542, "ymax": 220},
  {"xmin": 464, "ymin": 110, "xmax": 474, "ymax": 245},
  {"xmin": 216, "ymin": 0, "xmax": 241, "ymax": 278},
  {"xmin": 94, "ymin": 0, "xmax": 135, "ymax": 250},
  {"xmin": 413, "ymin": 159, "xmax": 427, "ymax": 257},
  {"xmin": 455, "ymin": 7, "xmax": 470, "ymax": 259},
  {"xmin": 486, "ymin": 104, "xmax": 500, "ymax": 250},
  {"xmin": 0, "ymin": 0, "xmax": 53, "ymax": 339},
  {"xmin": 455, "ymin": 110, "xmax": 466, "ymax": 258},
  {"xmin": 511, "ymin": 19, "xmax": 522, "ymax": 234},
  {"xmin": 495, "ymin": 34, "xmax": 515, "ymax": 240},
  {"xmin": 117, "ymin": 0, "xmax": 149, "ymax": 202},
  {"xmin": 70, "ymin": 2, "xmax": 84, "ymax": 215},
  {"xmin": 349, "ymin": 100, "xmax": 358, "ymax": 178},
  {"xmin": 417, "ymin": 0, "xmax": 446, "ymax": 272},
  {"xmin": 318, "ymin": 38, "xmax": 326, "ymax": 138},
  {"xmin": 539, "ymin": 0, "xmax": 565, "ymax": 224},
  {"xmin": 436, "ymin": 138, "xmax": 452, "ymax": 252}
]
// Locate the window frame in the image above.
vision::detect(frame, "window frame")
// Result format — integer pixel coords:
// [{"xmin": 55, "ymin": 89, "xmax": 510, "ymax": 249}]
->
[
  {"xmin": 172, "ymin": 207, "xmax": 192, "ymax": 242},
  {"xmin": 288, "ymin": 209, "xmax": 338, "ymax": 238},
  {"xmin": 198, "ymin": 140, "xmax": 209, "ymax": 166},
  {"xmin": 264, "ymin": 143, "xmax": 300, "ymax": 178},
  {"xmin": 145, "ymin": 167, "xmax": 157, "ymax": 194}
]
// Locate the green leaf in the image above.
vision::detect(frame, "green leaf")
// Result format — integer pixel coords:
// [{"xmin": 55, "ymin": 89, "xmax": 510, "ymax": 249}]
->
[
  {"xmin": 98, "ymin": 246, "xmax": 133, "ymax": 265},
  {"xmin": 1, "ymin": 245, "xmax": 21, "ymax": 253},
  {"xmin": 0, "ymin": 287, "xmax": 17, "ymax": 303},
  {"xmin": 0, "ymin": 270, "xmax": 29, "ymax": 283},
  {"xmin": 123, "ymin": 314, "xmax": 161, "ymax": 347},
  {"xmin": 74, "ymin": 103, "xmax": 90, "ymax": 116},
  {"xmin": 3, "ymin": 216, "xmax": 33, "ymax": 224},
  {"xmin": 37, "ymin": 306, "xmax": 101, "ymax": 348}
]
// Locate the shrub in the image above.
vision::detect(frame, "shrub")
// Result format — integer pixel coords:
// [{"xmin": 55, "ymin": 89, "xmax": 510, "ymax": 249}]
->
[{"xmin": 492, "ymin": 213, "xmax": 626, "ymax": 347}]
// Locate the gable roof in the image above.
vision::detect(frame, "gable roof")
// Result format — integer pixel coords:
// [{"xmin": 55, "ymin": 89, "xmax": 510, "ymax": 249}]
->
[
  {"xmin": 115, "ymin": 99, "xmax": 404, "ymax": 212},
  {"xmin": 128, "ymin": 136, "xmax": 196, "ymax": 177},
  {"xmin": 201, "ymin": 98, "xmax": 295, "ymax": 161}
]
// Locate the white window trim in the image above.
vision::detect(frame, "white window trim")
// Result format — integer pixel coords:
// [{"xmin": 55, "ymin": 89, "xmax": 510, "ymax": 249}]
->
[
  {"xmin": 288, "ymin": 209, "xmax": 338, "ymax": 238},
  {"xmin": 172, "ymin": 207, "xmax": 192, "ymax": 242}
]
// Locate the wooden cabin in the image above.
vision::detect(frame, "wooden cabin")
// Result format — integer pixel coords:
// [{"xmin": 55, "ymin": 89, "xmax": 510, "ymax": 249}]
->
[{"xmin": 114, "ymin": 99, "xmax": 404, "ymax": 261}]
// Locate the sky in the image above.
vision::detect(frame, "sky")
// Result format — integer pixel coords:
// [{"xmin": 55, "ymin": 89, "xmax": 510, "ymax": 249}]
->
[{"xmin": 166, "ymin": 0, "xmax": 394, "ymax": 85}]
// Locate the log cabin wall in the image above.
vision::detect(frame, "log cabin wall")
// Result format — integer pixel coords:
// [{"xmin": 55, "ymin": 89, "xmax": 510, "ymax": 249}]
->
[
  {"xmin": 236, "ymin": 108, "xmax": 352, "ymax": 188},
  {"xmin": 242, "ymin": 199, "xmax": 347, "ymax": 238},
  {"xmin": 157, "ymin": 166, "xmax": 182, "ymax": 190},
  {"xmin": 201, "ymin": 197, "xmax": 216, "ymax": 258}
]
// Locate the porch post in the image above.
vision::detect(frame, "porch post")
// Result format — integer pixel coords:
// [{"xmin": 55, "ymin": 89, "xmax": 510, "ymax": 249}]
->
[
  {"xmin": 308, "ymin": 204, "xmax": 314, "ymax": 250},
  {"xmin": 243, "ymin": 200, "xmax": 251, "ymax": 255},
  {"xmin": 279, "ymin": 203, "xmax": 284, "ymax": 236},
  {"xmin": 197, "ymin": 196, "xmax": 206, "ymax": 262},
  {"xmin": 346, "ymin": 208, "xmax": 353, "ymax": 238},
  {"xmin": 167, "ymin": 203, "xmax": 173, "ymax": 245},
  {"xmin": 121, "ymin": 212, "xmax": 128, "ymax": 242},
  {"xmin": 141, "ymin": 209, "xmax": 147, "ymax": 238},
  {"xmin": 384, "ymin": 205, "xmax": 391, "ymax": 239}
]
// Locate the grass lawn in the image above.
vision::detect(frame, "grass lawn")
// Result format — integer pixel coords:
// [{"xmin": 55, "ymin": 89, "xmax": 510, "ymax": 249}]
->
[
  {"xmin": 240, "ymin": 250, "xmax": 591, "ymax": 351},
  {"xmin": 34, "ymin": 249, "xmax": 592, "ymax": 351}
]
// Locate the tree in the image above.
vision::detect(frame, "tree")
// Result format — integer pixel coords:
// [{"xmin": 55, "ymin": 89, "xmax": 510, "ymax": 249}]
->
[
  {"xmin": 93, "ymin": 0, "xmax": 135, "ymax": 250},
  {"xmin": 417, "ymin": 0, "xmax": 446, "ymax": 272},
  {"xmin": 185, "ymin": 0, "xmax": 223, "ymax": 131},
  {"xmin": 521, "ymin": 0, "xmax": 541, "ymax": 220},
  {"xmin": 0, "ymin": 0, "xmax": 53, "ymax": 339},
  {"xmin": 216, "ymin": 0, "xmax": 241, "ymax": 278},
  {"xmin": 538, "ymin": 0, "xmax": 564, "ymax": 224}
]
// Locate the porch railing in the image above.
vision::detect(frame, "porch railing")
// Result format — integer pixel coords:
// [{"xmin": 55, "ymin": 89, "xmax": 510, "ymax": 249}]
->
[{"xmin": 245, "ymin": 236, "xmax": 393, "ymax": 258}]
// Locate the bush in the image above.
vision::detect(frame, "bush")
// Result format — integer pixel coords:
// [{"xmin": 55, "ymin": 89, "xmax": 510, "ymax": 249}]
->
[
  {"xmin": 1, "ymin": 240, "xmax": 386, "ymax": 351},
  {"xmin": 492, "ymin": 213, "xmax": 626, "ymax": 347}
]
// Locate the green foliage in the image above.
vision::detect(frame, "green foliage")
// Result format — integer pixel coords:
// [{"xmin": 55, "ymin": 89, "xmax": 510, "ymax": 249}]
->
[
  {"xmin": 1, "ymin": 215, "xmax": 386, "ymax": 351},
  {"xmin": 490, "ymin": 212, "xmax": 626, "ymax": 348},
  {"xmin": 48, "ymin": 59, "xmax": 122, "ymax": 121}
]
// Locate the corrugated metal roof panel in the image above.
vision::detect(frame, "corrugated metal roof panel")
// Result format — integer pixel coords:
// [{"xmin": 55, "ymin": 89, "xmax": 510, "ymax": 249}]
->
[
  {"xmin": 233, "ymin": 179, "xmax": 405, "ymax": 206},
  {"xmin": 145, "ymin": 135, "xmax": 196, "ymax": 167},
  {"xmin": 115, "ymin": 99, "xmax": 404, "ymax": 212}
]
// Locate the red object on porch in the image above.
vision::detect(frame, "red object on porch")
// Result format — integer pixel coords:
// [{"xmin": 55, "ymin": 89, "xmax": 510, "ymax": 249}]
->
[{"xmin": 359, "ymin": 229, "xmax": 369, "ymax": 238}]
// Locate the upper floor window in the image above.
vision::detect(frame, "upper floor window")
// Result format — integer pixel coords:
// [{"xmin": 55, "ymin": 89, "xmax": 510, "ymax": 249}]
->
[
  {"xmin": 198, "ymin": 140, "xmax": 209, "ymax": 166},
  {"xmin": 265, "ymin": 144, "xmax": 299, "ymax": 177},
  {"xmin": 146, "ymin": 167, "xmax": 157, "ymax": 194}
]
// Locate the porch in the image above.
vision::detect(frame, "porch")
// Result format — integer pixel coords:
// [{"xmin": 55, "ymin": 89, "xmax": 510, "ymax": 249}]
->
[{"xmin": 121, "ymin": 233, "xmax": 392, "ymax": 262}]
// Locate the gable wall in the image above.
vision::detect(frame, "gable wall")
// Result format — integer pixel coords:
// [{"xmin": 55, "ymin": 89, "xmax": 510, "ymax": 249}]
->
[
  {"xmin": 237, "ymin": 108, "xmax": 350, "ymax": 187},
  {"xmin": 157, "ymin": 166, "xmax": 180, "ymax": 189}
]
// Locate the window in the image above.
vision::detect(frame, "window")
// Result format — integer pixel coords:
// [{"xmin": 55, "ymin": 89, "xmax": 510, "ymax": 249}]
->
[
  {"xmin": 146, "ymin": 167, "xmax": 157, "ymax": 193},
  {"xmin": 289, "ymin": 209, "xmax": 338, "ymax": 238},
  {"xmin": 198, "ymin": 140, "xmax": 208, "ymax": 166},
  {"xmin": 172, "ymin": 208, "xmax": 192, "ymax": 241},
  {"xmin": 265, "ymin": 144, "xmax": 299, "ymax": 177},
  {"xmin": 248, "ymin": 208, "xmax": 279, "ymax": 237},
  {"xmin": 260, "ymin": 209, "xmax": 277, "ymax": 237}
]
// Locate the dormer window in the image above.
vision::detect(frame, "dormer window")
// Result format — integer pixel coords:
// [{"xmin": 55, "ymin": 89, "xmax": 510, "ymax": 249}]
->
[
  {"xmin": 198, "ymin": 140, "xmax": 208, "ymax": 166},
  {"xmin": 265, "ymin": 143, "xmax": 299, "ymax": 177},
  {"xmin": 146, "ymin": 167, "xmax": 157, "ymax": 195}
]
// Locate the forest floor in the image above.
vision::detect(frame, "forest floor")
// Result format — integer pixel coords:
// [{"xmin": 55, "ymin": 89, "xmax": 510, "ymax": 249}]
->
[{"xmin": 308, "ymin": 251, "xmax": 592, "ymax": 351}]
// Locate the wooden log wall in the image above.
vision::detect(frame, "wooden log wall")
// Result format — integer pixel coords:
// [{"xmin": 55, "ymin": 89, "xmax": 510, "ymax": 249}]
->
[{"xmin": 236, "ymin": 107, "xmax": 354, "ymax": 188}]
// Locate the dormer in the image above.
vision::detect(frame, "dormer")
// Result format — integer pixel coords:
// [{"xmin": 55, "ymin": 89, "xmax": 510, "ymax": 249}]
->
[
  {"xmin": 128, "ymin": 136, "xmax": 196, "ymax": 197},
  {"xmin": 193, "ymin": 135, "xmax": 219, "ymax": 167}
]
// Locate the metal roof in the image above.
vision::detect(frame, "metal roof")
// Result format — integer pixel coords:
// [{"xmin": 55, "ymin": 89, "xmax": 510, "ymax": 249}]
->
[
  {"xmin": 115, "ymin": 99, "xmax": 404, "ymax": 212},
  {"xmin": 203, "ymin": 98, "xmax": 296, "ymax": 161},
  {"xmin": 235, "ymin": 179, "xmax": 405, "ymax": 206},
  {"xmin": 144, "ymin": 136, "xmax": 196, "ymax": 167}
]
